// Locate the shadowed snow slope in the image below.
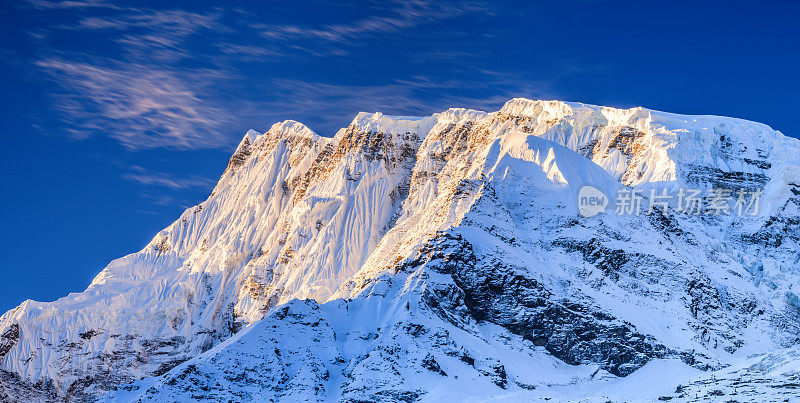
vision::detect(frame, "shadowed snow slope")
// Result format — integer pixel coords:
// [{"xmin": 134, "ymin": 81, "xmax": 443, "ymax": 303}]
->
[{"xmin": 2, "ymin": 99, "xmax": 800, "ymax": 401}]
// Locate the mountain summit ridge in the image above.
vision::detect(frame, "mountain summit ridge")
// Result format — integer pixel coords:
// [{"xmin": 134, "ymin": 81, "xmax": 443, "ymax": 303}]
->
[{"xmin": 2, "ymin": 98, "xmax": 800, "ymax": 401}]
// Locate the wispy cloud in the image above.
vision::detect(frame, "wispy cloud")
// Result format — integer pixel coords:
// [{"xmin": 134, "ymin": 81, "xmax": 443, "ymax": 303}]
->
[
  {"xmin": 138, "ymin": 193, "xmax": 194, "ymax": 208},
  {"xmin": 25, "ymin": 0, "xmax": 579, "ymax": 149},
  {"xmin": 74, "ymin": 9, "xmax": 223, "ymax": 61},
  {"xmin": 123, "ymin": 169, "xmax": 215, "ymax": 190},
  {"xmin": 37, "ymin": 59, "xmax": 227, "ymax": 149},
  {"xmin": 217, "ymin": 44, "xmax": 282, "ymax": 59},
  {"xmin": 14, "ymin": 0, "xmax": 596, "ymax": 214},
  {"xmin": 24, "ymin": 0, "xmax": 120, "ymax": 10},
  {"xmin": 256, "ymin": 0, "xmax": 488, "ymax": 53},
  {"xmin": 122, "ymin": 166, "xmax": 216, "ymax": 209},
  {"xmin": 25, "ymin": 2, "xmax": 241, "ymax": 150},
  {"xmin": 76, "ymin": 9, "xmax": 219, "ymax": 32}
]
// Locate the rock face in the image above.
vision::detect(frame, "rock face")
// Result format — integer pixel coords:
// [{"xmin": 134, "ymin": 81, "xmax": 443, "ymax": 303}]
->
[{"xmin": 2, "ymin": 99, "xmax": 800, "ymax": 401}]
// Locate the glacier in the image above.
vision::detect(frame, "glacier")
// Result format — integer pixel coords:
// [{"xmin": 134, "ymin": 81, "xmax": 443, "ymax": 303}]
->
[{"xmin": 1, "ymin": 98, "xmax": 799, "ymax": 401}]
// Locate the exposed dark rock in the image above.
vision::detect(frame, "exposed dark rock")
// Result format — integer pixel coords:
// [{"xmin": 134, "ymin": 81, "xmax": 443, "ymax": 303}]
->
[
  {"xmin": 553, "ymin": 237, "xmax": 631, "ymax": 281},
  {"xmin": 408, "ymin": 232, "xmax": 680, "ymax": 376},
  {"xmin": 0, "ymin": 369, "xmax": 58, "ymax": 402},
  {"xmin": 421, "ymin": 354, "xmax": 447, "ymax": 376},
  {"xmin": 683, "ymin": 164, "xmax": 768, "ymax": 191},
  {"xmin": 79, "ymin": 329, "xmax": 100, "ymax": 341},
  {"xmin": 225, "ymin": 137, "xmax": 253, "ymax": 174},
  {"xmin": 0, "ymin": 323, "xmax": 19, "ymax": 358}
]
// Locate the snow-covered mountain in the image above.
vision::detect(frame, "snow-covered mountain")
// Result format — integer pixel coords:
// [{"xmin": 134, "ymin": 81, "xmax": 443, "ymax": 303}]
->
[{"xmin": 2, "ymin": 98, "xmax": 800, "ymax": 402}]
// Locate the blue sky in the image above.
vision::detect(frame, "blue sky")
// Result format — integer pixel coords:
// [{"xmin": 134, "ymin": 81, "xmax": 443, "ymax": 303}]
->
[{"xmin": 0, "ymin": 0, "xmax": 798, "ymax": 313}]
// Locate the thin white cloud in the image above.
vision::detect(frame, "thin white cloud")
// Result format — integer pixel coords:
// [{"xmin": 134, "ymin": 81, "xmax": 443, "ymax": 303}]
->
[
  {"xmin": 76, "ymin": 9, "xmax": 219, "ymax": 32},
  {"xmin": 24, "ymin": 0, "xmax": 120, "ymax": 10},
  {"xmin": 217, "ymin": 44, "xmax": 282, "ymax": 59},
  {"xmin": 259, "ymin": 0, "xmax": 487, "ymax": 45},
  {"xmin": 27, "ymin": 0, "xmax": 576, "ymax": 150},
  {"xmin": 37, "ymin": 59, "xmax": 227, "ymax": 149},
  {"xmin": 29, "ymin": 5, "xmax": 235, "ymax": 150},
  {"xmin": 123, "ymin": 171, "xmax": 215, "ymax": 190},
  {"xmin": 74, "ymin": 9, "xmax": 223, "ymax": 62},
  {"xmin": 138, "ymin": 193, "xmax": 194, "ymax": 208}
]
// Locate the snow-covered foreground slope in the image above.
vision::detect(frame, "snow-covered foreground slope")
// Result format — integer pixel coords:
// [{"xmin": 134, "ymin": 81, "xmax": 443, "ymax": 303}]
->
[{"xmin": 2, "ymin": 98, "xmax": 800, "ymax": 401}]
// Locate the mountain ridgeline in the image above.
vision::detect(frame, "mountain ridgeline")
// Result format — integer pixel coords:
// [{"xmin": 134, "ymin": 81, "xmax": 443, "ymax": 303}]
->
[{"xmin": 2, "ymin": 99, "xmax": 800, "ymax": 401}]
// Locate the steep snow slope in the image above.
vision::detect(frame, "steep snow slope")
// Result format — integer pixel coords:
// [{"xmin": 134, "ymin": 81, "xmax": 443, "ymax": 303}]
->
[{"xmin": 1, "ymin": 99, "xmax": 799, "ymax": 401}]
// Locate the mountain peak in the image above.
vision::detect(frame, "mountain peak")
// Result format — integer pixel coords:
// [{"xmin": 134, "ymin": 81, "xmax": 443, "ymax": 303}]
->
[
  {"xmin": 3, "ymin": 98, "xmax": 800, "ymax": 401},
  {"xmin": 266, "ymin": 120, "xmax": 320, "ymax": 140},
  {"xmin": 499, "ymin": 97, "xmax": 574, "ymax": 118},
  {"xmin": 346, "ymin": 111, "xmax": 439, "ymax": 137}
]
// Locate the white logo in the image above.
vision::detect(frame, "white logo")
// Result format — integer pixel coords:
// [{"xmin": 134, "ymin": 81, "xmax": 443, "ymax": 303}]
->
[{"xmin": 578, "ymin": 186, "xmax": 608, "ymax": 217}]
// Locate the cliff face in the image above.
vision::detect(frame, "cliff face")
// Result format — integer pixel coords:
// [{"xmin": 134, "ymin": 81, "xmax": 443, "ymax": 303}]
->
[{"xmin": 2, "ymin": 99, "xmax": 800, "ymax": 401}]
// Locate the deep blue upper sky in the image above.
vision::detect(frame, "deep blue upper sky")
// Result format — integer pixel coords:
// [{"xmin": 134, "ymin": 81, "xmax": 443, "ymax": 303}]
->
[{"xmin": 0, "ymin": 0, "xmax": 798, "ymax": 313}]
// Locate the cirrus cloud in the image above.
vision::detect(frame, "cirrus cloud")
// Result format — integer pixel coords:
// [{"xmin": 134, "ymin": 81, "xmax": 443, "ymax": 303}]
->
[{"xmin": 37, "ymin": 59, "xmax": 228, "ymax": 149}]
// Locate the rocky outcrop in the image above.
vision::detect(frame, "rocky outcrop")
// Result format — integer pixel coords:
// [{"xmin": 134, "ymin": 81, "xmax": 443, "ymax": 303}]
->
[
  {"xmin": 410, "ymin": 233, "xmax": 677, "ymax": 376},
  {"xmin": 3, "ymin": 98, "xmax": 800, "ymax": 400}
]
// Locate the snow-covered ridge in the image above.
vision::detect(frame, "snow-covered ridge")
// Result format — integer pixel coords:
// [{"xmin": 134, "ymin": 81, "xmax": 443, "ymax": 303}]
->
[
  {"xmin": 347, "ymin": 112, "xmax": 439, "ymax": 137},
  {"xmin": 1, "ymin": 98, "xmax": 799, "ymax": 401}
]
